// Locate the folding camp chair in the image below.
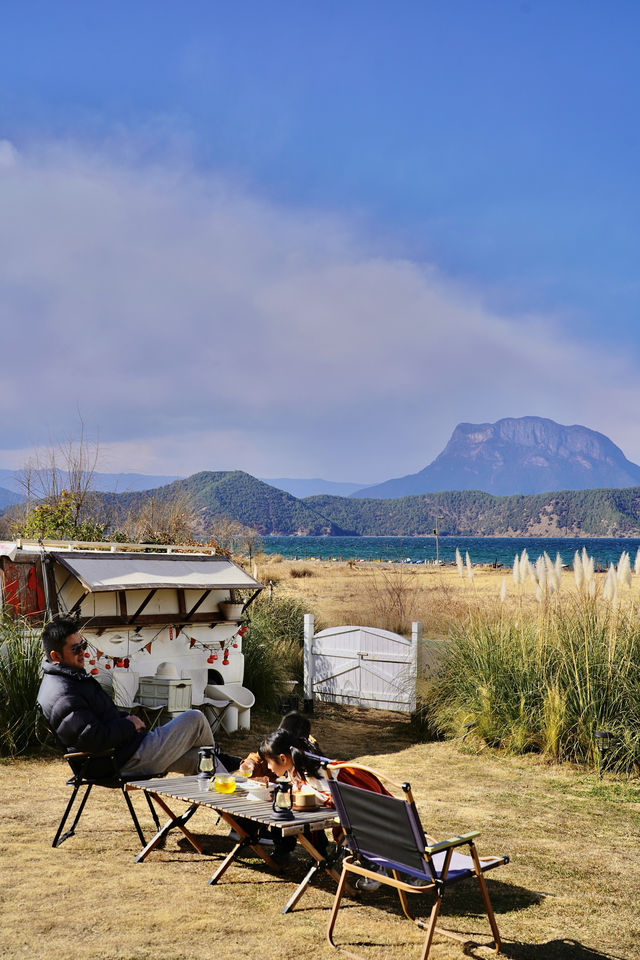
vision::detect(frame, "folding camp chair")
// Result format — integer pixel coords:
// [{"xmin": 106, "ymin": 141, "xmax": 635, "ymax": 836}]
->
[
  {"xmin": 112, "ymin": 670, "xmax": 165, "ymax": 731},
  {"xmin": 187, "ymin": 667, "xmax": 232, "ymax": 736},
  {"xmin": 325, "ymin": 763, "xmax": 509, "ymax": 960},
  {"xmin": 52, "ymin": 745, "xmax": 162, "ymax": 848}
]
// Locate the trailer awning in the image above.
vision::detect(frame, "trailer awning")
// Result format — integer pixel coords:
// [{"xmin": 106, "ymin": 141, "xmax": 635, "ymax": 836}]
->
[{"xmin": 51, "ymin": 551, "xmax": 263, "ymax": 592}]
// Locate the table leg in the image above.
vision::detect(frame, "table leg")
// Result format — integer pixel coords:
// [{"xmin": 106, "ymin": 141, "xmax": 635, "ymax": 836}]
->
[
  {"xmin": 281, "ymin": 833, "xmax": 357, "ymax": 914},
  {"xmin": 133, "ymin": 793, "xmax": 202, "ymax": 863},
  {"xmin": 207, "ymin": 811, "xmax": 278, "ymax": 884}
]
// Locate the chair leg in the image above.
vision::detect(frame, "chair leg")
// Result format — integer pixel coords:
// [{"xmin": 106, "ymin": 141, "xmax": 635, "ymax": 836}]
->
[
  {"xmin": 201, "ymin": 701, "xmax": 230, "ymax": 736},
  {"xmin": 329, "ymin": 867, "xmax": 444, "ymax": 960},
  {"xmin": 470, "ymin": 844, "xmax": 502, "ymax": 952},
  {"xmin": 327, "ymin": 867, "xmax": 350, "ymax": 951},
  {"xmin": 419, "ymin": 896, "xmax": 442, "ymax": 960},
  {"xmin": 395, "ymin": 874, "xmax": 475, "ymax": 954},
  {"xmin": 395, "ymin": 882, "xmax": 448, "ymax": 960},
  {"xmin": 52, "ymin": 783, "xmax": 92, "ymax": 847}
]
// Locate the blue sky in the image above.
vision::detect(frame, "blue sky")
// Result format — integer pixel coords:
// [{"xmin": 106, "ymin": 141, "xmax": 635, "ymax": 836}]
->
[{"xmin": 1, "ymin": 1, "xmax": 639, "ymax": 482}]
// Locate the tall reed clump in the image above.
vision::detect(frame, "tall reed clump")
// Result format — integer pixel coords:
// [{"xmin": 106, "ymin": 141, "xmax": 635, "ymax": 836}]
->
[
  {"xmin": 431, "ymin": 595, "xmax": 640, "ymax": 775},
  {"xmin": 243, "ymin": 594, "xmax": 310, "ymax": 710},
  {"xmin": 363, "ymin": 564, "xmax": 418, "ymax": 635},
  {"xmin": 0, "ymin": 616, "xmax": 45, "ymax": 757}
]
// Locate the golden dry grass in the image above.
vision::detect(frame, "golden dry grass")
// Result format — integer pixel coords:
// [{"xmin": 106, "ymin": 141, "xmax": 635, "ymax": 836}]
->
[
  {"xmin": 2, "ymin": 703, "xmax": 639, "ymax": 960},
  {"xmin": 252, "ymin": 557, "xmax": 577, "ymax": 637}
]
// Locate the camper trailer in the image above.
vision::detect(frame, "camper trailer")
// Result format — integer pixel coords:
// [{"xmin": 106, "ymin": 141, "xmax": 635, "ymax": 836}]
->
[{"xmin": 0, "ymin": 539, "xmax": 263, "ymax": 732}]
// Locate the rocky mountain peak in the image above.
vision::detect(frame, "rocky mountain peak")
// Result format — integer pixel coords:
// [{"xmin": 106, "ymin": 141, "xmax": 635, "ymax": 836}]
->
[{"xmin": 354, "ymin": 417, "xmax": 640, "ymax": 498}]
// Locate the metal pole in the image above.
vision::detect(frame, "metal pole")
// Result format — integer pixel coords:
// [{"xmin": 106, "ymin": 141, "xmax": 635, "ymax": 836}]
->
[
  {"xmin": 40, "ymin": 543, "xmax": 53, "ymax": 621},
  {"xmin": 433, "ymin": 515, "xmax": 444, "ymax": 564}
]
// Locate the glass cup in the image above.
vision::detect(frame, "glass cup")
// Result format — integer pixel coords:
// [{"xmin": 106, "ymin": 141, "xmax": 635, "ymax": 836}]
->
[{"xmin": 239, "ymin": 760, "xmax": 254, "ymax": 779}]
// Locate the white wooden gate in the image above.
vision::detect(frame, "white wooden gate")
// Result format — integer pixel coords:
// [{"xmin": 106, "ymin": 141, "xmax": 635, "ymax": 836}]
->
[{"xmin": 303, "ymin": 615, "xmax": 422, "ymax": 713}]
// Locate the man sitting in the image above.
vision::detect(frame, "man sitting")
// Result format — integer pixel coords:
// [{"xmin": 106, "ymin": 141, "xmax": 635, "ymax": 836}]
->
[{"xmin": 38, "ymin": 616, "xmax": 235, "ymax": 777}]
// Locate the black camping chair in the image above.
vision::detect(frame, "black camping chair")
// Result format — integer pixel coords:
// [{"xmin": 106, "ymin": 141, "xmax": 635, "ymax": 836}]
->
[
  {"xmin": 325, "ymin": 762, "xmax": 509, "ymax": 960},
  {"xmin": 51, "ymin": 741, "xmax": 162, "ymax": 849}
]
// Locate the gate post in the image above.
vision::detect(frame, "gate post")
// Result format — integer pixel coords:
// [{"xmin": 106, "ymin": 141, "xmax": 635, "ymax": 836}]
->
[
  {"xmin": 409, "ymin": 621, "xmax": 422, "ymax": 713},
  {"xmin": 303, "ymin": 613, "xmax": 315, "ymax": 712}
]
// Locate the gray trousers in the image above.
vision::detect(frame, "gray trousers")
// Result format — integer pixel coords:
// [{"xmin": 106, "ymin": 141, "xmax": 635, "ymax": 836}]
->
[{"xmin": 121, "ymin": 709, "xmax": 215, "ymax": 777}]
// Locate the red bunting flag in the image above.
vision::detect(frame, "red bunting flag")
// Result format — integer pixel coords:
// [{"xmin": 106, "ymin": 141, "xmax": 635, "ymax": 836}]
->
[
  {"xmin": 96, "ymin": 649, "xmax": 103, "ymax": 660},
  {"xmin": 143, "ymin": 641, "xmax": 153, "ymax": 654},
  {"xmin": 189, "ymin": 637, "xmax": 197, "ymax": 648}
]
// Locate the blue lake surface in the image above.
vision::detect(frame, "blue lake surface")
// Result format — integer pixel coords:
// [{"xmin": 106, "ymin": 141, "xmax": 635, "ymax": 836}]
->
[{"xmin": 262, "ymin": 535, "xmax": 640, "ymax": 568}]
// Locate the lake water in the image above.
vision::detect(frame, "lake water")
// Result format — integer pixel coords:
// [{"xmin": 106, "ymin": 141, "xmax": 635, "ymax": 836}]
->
[{"xmin": 262, "ymin": 535, "xmax": 640, "ymax": 569}]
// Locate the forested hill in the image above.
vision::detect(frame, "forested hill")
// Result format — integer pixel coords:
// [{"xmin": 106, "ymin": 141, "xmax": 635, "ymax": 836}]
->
[
  {"xmin": 100, "ymin": 470, "xmax": 348, "ymax": 536},
  {"xmin": 304, "ymin": 487, "xmax": 640, "ymax": 537},
  {"xmin": 88, "ymin": 473, "xmax": 640, "ymax": 537}
]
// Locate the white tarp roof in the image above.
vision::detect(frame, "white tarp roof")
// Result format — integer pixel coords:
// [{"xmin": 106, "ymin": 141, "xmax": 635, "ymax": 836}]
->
[
  {"xmin": 0, "ymin": 541, "xmax": 18, "ymax": 560},
  {"xmin": 51, "ymin": 551, "xmax": 262, "ymax": 592}
]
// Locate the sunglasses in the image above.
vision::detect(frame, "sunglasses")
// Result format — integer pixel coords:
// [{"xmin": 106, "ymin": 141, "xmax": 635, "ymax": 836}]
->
[{"xmin": 69, "ymin": 639, "xmax": 88, "ymax": 655}]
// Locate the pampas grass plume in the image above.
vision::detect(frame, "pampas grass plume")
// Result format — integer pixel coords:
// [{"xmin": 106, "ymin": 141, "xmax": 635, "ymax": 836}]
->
[
  {"xmin": 603, "ymin": 564, "xmax": 617, "ymax": 602},
  {"xmin": 618, "ymin": 551, "xmax": 632, "ymax": 588},
  {"xmin": 554, "ymin": 552, "xmax": 563, "ymax": 586},
  {"xmin": 574, "ymin": 551, "xmax": 583, "ymax": 590}
]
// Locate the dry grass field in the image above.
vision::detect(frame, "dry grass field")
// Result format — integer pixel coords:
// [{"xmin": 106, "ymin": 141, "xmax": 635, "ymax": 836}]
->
[
  {"xmin": 252, "ymin": 556, "xmax": 574, "ymax": 635},
  {"xmin": 2, "ymin": 702, "xmax": 639, "ymax": 960},
  {"xmin": 2, "ymin": 561, "xmax": 639, "ymax": 960}
]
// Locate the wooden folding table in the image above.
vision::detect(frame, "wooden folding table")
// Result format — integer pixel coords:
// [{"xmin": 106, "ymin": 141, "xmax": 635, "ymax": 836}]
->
[{"xmin": 126, "ymin": 775, "xmax": 344, "ymax": 913}]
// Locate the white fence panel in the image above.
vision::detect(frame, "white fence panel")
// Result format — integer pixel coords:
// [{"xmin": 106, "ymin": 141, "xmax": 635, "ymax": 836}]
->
[{"xmin": 303, "ymin": 615, "xmax": 421, "ymax": 713}]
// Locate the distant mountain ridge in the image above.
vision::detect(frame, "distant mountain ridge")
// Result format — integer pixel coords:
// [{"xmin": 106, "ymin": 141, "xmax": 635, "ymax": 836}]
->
[
  {"xmin": 98, "ymin": 471, "xmax": 640, "ymax": 538},
  {"xmin": 7, "ymin": 467, "xmax": 640, "ymax": 537},
  {"xmin": 0, "ymin": 486, "xmax": 21, "ymax": 510},
  {"xmin": 355, "ymin": 417, "xmax": 640, "ymax": 498},
  {"xmin": 306, "ymin": 487, "xmax": 640, "ymax": 537},
  {"xmin": 0, "ymin": 469, "xmax": 181, "ymax": 496}
]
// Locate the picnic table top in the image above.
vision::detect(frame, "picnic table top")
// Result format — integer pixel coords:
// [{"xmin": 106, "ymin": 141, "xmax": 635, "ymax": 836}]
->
[{"xmin": 126, "ymin": 774, "xmax": 339, "ymax": 837}]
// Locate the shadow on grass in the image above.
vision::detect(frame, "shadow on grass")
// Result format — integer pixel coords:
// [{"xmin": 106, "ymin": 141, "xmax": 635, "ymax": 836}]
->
[
  {"xmin": 164, "ymin": 841, "xmax": 625, "ymax": 960},
  {"xmin": 375, "ymin": 876, "xmax": 542, "ymax": 918},
  {"xmin": 490, "ymin": 941, "xmax": 625, "ymax": 960},
  {"xmin": 229, "ymin": 703, "xmax": 423, "ymax": 763},
  {"xmin": 325, "ymin": 890, "xmax": 623, "ymax": 960}
]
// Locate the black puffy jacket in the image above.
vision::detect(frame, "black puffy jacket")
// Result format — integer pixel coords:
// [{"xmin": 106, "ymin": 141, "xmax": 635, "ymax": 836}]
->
[{"xmin": 38, "ymin": 660, "xmax": 146, "ymax": 767}]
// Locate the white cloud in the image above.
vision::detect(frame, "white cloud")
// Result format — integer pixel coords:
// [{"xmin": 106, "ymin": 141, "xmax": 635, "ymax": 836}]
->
[
  {"xmin": 0, "ymin": 140, "xmax": 19, "ymax": 168},
  {"xmin": 0, "ymin": 137, "xmax": 639, "ymax": 481}
]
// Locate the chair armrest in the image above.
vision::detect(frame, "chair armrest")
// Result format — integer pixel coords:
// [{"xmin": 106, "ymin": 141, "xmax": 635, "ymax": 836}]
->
[
  {"xmin": 64, "ymin": 748, "xmax": 117, "ymax": 760},
  {"xmin": 425, "ymin": 830, "xmax": 480, "ymax": 855}
]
